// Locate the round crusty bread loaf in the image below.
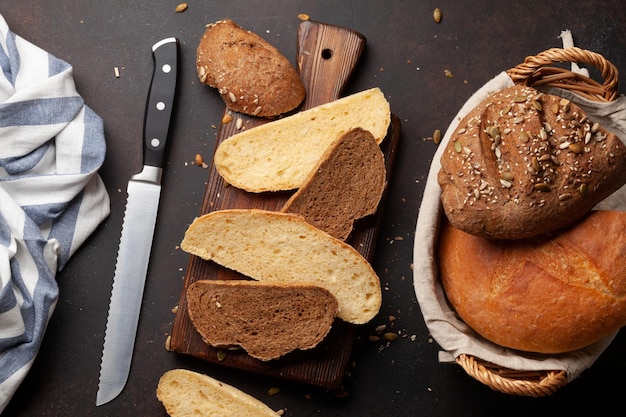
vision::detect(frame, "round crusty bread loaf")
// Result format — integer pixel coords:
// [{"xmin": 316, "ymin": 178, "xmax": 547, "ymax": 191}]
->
[
  {"xmin": 196, "ymin": 19, "xmax": 305, "ymax": 117},
  {"xmin": 180, "ymin": 209, "xmax": 382, "ymax": 324},
  {"xmin": 438, "ymin": 210, "xmax": 626, "ymax": 354},
  {"xmin": 438, "ymin": 84, "xmax": 626, "ymax": 240},
  {"xmin": 157, "ymin": 369, "xmax": 280, "ymax": 417},
  {"xmin": 281, "ymin": 127, "xmax": 387, "ymax": 240},
  {"xmin": 186, "ymin": 280, "xmax": 338, "ymax": 361},
  {"xmin": 214, "ymin": 87, "xmax": 391, "ymax": 192}
]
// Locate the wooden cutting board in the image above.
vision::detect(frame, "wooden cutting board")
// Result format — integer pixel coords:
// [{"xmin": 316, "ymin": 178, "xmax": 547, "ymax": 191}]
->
[{"xmin": 169, "ymin": 20, "xmax": 400, "ymax": 390}]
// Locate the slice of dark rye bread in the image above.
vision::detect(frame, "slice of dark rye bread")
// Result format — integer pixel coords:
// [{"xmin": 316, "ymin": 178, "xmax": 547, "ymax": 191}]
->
[
  {"xmin": 186, "ymin": 280, "xmax": 338, "ymax": 361},
  {"xmin": 281, "ymin": 127, "xmax": 386, "ymax": 241}
]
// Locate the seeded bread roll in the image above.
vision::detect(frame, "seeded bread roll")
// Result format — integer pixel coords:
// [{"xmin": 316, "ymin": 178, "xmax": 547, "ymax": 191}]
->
[
  {"xmin": 157, "ymin": 369, "xmax": 281, "ymax": 417},
  {"xmin": 196, "ymin": 19, "xmax": 305, "ymax": 117},
  {"xmin": 281, "ymin": 127, "xmax": 386, "ymax": 240},
  {"xmin": 214, "ymin": 87, "xmax": 391, "ymax": 192},
  {"xmin": 438, "ymin": 84, "xmax": 626, "ymax": 240},
  {"xmin": 438, "ymin": 210, "xmax": 626, "ymax": 354},
  {"xmin": 181, "ymin": 209, "xmax": 382, "ymax": 324},
  {"xmin": 186, "ymin": 280, "xmax": 338, "ymax": 361}
]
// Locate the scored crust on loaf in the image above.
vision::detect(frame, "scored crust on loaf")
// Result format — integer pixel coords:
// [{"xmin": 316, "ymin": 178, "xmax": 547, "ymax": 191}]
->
[
  {"xmin": 196, "ymin": 19, "xmax": 305, "ymax": 117},
  {"xmin": 186, "ymin": 280, "xmax": 338, "ymax": 361},
  {"xmin": 180, "ymin": 209, "xmax": 382, "ymax": 324},
  {"xmin": 438, "ymin": 210, "xmax": 626, "ymax": 354},
  {"xmin": 214, "ymin": 87, "xmax": 391, "ymax": 192},
  {"xmin": 157, "ymin": 369, "xmax": 280, "ymax": 417},
  {"xmin": 281, "ymin": 127, "xmax": 387, "ymax": 240},
  {"xmin": 438, "ymin": 84, "xmax": 626, "ymax": 240}
]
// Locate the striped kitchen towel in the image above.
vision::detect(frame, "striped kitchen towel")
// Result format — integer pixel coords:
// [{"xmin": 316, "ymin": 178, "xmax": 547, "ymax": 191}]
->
[{"xmin": 0, "ymin": 14, "xmax": 110, "ymax": 412}]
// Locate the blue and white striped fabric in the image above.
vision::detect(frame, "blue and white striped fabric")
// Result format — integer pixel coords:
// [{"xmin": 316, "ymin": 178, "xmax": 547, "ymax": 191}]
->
[{"xmin": 0, "ymin": 14, "xmax": 110, "ymax": 412}]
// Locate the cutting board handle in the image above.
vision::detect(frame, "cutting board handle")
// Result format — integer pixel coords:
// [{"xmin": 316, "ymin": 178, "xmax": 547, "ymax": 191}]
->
[{"xmin": 297, "ymin": 20, "xmax": 366, "ymax": 108}]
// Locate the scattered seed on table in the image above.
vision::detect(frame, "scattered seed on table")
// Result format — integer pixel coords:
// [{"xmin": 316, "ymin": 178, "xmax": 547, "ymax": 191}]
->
[
  {"xmin": 433, "ymin": 129, "xmax": 442, "ymax": 144},
  {"xmin": 433, "ymin": 8, "xmax": 442, "ymax": 23}
]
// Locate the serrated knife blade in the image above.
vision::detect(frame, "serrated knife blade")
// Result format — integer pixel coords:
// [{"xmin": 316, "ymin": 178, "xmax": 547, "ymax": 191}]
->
[{"xmin": 96, "ymin": 37, "xmax": 179, "ymax": 407}]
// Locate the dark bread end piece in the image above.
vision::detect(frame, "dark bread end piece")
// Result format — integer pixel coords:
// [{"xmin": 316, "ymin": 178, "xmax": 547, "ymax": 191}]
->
[{"xmin": 196, "ymin": 19, "xmax": 305, "ymax": 117}]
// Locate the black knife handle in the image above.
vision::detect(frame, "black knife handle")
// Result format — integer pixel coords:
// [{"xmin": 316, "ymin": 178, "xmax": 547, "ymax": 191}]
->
[{"xmin": 143, "ymin": 37, "xmax": 179, "ymax": 168}]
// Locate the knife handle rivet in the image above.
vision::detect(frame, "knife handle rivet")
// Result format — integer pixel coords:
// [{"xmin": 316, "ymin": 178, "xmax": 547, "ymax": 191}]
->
[
  {"xmin": 162, "ymin": 64, "xmax": 172, "ymax": 73},
  {"xmin": 151, "ymin": 138, "xmax": 161, "ymax": 148},
  {"xmin": 156, "ymin": 101, "xmax": 166, "ymax": 111}
]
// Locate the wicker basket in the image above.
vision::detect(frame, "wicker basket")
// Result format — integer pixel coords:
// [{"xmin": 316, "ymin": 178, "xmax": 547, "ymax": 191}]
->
[{"xmin": 454, "ymin": 47, "xmax": 619, "ymax": 397}]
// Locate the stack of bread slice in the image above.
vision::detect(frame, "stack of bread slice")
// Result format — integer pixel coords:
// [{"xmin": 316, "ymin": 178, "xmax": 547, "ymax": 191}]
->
[{"xmin": 181, "ymin": 88, "xmax": 391, "ymax": 361}]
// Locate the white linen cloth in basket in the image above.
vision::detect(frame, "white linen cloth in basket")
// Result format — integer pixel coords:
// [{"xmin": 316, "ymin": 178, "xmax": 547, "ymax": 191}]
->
[
  {"xmin": 0, "ymin": 14, "xmax": 109, "ymax": 411},
  {"xmin": 413, "ymin": 62, "xmax": 626, "ymax": 383}
]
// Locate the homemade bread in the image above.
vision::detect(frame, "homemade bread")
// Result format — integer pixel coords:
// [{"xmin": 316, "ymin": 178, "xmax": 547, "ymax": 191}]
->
[
  {"xmin": 186, "ymin": 280, "xmax": 338, "ymax": 361},
  {"xmin": 438, "ymin": 210, "xmax": 626, "ymax": 354},
  {"xmin": 196, "ymin": 19, "xmax": 305, "ymax": 117},
  {"xmin": 281, "ymin": 127, "xmax": 386, "ymax": 240},
  {"xmin": 214, "ymin": 87, "xmax": 391, "ymax": 192},
  {"xmin": 157, "ymin": 369, "xmax": 281, "ymax": 417},
  {"xmin": 438, "ymin": 84, "xmax": 626, "ymax": 240},
  {"xmin": 181, "ymin": 209, "xmax": 382, "ymax": 324}
]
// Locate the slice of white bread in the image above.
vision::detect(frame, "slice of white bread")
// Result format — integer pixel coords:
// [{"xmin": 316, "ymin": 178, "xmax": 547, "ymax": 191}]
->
[
  {"xmin": 214, "ymin": 87, "xmax": 390, "ymax": 192},
  {"xmin": 281, "ymin": 127, "xmax": 386, "ymax": 240},
  {"xmin": 181, "ymin": 209, "xmax": 382, "ymax": 324},
  {"xmin": 157, "ymin": 369, "xmax": 281, "ymax": 417},
  {"xmin": 186, "ymin": 280, "xmax": 338, "ymax": 361}
]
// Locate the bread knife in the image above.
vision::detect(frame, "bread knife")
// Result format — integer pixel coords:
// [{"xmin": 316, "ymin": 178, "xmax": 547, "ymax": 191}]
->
[{"xmin": 96, "ymin": 37, "xmax": 179, "ymax": 406}]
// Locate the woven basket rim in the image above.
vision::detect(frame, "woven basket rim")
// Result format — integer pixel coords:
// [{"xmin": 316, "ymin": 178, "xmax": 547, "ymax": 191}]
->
[
  {"xmin": 506, "ymin": 47, "xmax": 619, "ymax": 102},
  {"xmin": 456, "ymin": 354, "xmax": 568, "ymax": 397}
]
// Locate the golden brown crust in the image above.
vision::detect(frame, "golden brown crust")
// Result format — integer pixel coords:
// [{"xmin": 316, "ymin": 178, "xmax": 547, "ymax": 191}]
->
[
  {"xmin": 438, "ymin": 84, "xmax": 626, "ymax": 240},
  {"xmin": 438, "ymin": 210, "xmax": 626, "ymax": 354},
  {"xmin": 196, "ymin": 19, "xmax": 305, "ymax": 117},
  {"xmin": 281, "ymin": 127, "xmax": 386, "ymax": 240}
]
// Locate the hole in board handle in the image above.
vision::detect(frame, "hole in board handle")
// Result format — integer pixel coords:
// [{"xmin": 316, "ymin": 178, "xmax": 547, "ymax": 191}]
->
[{"xmin": 321, "ymin": 48, "xmax": 333, "ymax": 60}]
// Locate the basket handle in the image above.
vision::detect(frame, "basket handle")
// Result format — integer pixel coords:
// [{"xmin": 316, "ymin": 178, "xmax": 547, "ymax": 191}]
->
[
  {"xmin": 506, "ymin": 47, "xmax": 619, "ymax": 101},
  {"xmin": 456, "ymin": 354, "xmax": 568, "ymax": 397}
]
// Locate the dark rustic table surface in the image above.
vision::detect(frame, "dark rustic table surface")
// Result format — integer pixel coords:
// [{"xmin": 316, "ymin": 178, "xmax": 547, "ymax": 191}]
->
[{"xmin": 2, "ymin": 1, "xmax": 626, "ymax": 416}]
